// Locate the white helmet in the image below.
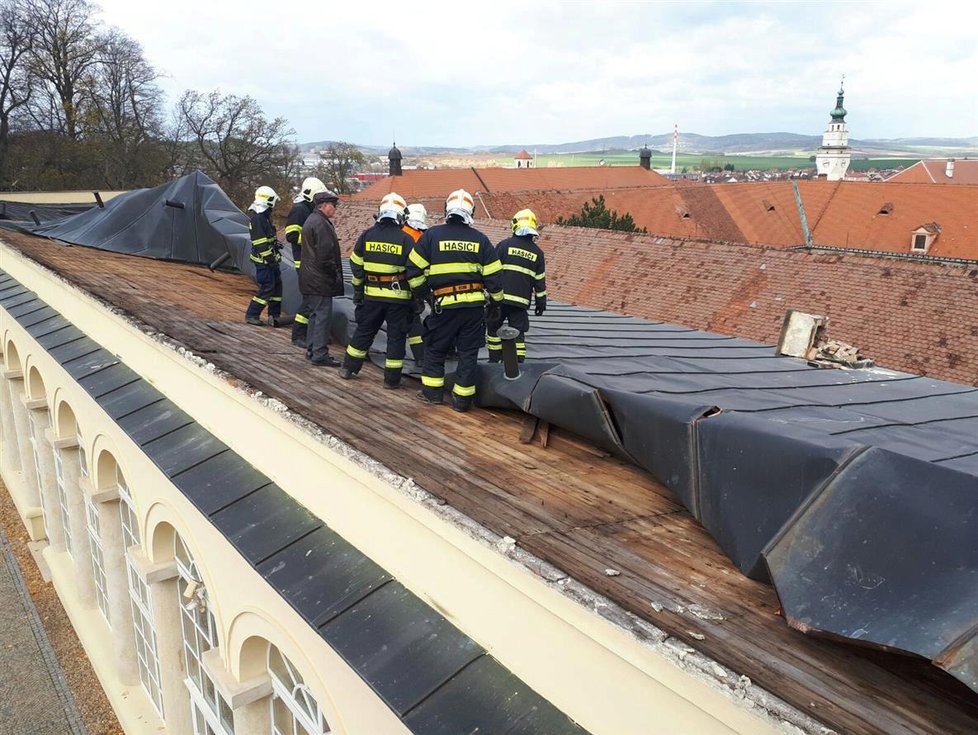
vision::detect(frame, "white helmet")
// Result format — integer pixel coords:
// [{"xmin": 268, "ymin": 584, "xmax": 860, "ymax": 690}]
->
[
  {"xmin": 378, "ymin": 192, "xmax": 407, "ymax": 223},
  {"xmin": 300, "ymin": 177, "xmax": 327, "ymax": 203},
  {"xmin": 445, "ymin": 189, "xmax": 474, "ymax": 224},
  {"xmin": 406, "ymin": 203, "xmax": 428, "ymax": 231},
  {"xmin": 251, "ymin": 185, "xmax": 279, "ymax": 212}
]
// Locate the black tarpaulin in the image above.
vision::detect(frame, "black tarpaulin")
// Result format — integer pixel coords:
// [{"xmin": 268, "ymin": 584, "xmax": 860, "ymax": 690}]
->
[
  {"xmin": 339, "ymin": 293, "xmax": 978, "ymax": 692},
  {"xmin": 1, "ymin": 172, "xmax": 302, "ymax": 312}
]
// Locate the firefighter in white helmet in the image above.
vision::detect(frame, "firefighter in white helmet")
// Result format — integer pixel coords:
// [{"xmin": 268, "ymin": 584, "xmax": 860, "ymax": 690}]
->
[
  {"xmin": 244, "ymin": 185, "xmax": 284, "ymax": 326},
  {"xmin": 285, "ymin": 176, "xmax": 327, "ymax": 345},
  {"xmin": 402, "ymin": 203, "xmax": 429, "ymax": 363},
  {"xmin": 339, "ymin": 192, "xmax": 418, "ymax": 388},
  {"xmin": 486, "ymin": 208, "xmax": 547, "ymax": 363},
  {"xmin": 405, "ymin": 189, "xmax": 504, "ymax": 412}
]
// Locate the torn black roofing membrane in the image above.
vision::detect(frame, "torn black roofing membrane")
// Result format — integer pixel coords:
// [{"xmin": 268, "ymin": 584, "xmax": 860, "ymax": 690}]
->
[
  {"xmin": 347, "ymin": 291, "xmax": 978, "ymax": 695},
  {"xmin": 0, "ymin": 172, "xmax": 302, "ymax": 313},
  {"xmin": 0, "ymin": 271, "xmax": 587, "ymax": 735}
]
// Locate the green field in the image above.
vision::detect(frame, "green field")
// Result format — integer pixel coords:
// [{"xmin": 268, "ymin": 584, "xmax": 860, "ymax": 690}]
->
[{"xmin": 531, "ymin": 151, "xmax": 919, "ymax": 172}]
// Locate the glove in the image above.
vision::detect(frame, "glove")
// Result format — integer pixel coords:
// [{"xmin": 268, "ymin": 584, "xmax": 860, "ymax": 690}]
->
[
  {"xmin": 412, "ymin": 292, "xmax": 426, "ymax": 315},
  {"xmin": 353, "ymin": 288, "xmax": 364, "ymax": 305},
  {"xmin": 485, "ymin": 300, "xmax": 502, "ymax": 325},
  {"xmin": 534, "ymin": 296, "xmax": 547, "ymax": 317}
]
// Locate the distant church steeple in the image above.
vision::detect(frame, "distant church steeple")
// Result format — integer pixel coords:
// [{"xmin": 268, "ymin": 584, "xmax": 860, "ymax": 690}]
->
[
  {"xmin": 815, "ymin": 77, "xmax": 851, "ymax": 181},
  {"xmin": 388, "ymin": 141, "xmax": 402, "ymax": 177}
]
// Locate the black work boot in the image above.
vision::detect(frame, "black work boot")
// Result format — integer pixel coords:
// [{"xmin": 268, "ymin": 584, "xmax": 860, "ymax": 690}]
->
[
  {"xmin": 383, "ymin": 367, "xmax": 402, "ymax": 390},
  {"xmin": 291, "ymin": 324, "xmax": 307, "ymax": 347},
  {"xmin": 451, "ymin": 394, "xmax": 473, "ymax": 413},
  {"xmin": 245, "ymin": 315, "xmax": 263, "ymax": 326},
  {"xmin": 417, "ymin": 387, "xmax": 443, "ymax": 405},
  {"xmin": 339, "ymin": 355, "xmax": 361, "ymax": 380},
  {"xmin": 267, "ymin": 315, "xmax": 282, "ymax": 327}
]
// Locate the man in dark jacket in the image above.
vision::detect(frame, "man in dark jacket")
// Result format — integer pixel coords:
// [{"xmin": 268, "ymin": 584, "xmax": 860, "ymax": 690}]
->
[
  {"xmin": 244, "ymin": 185, "xmax": 283, "ymax": 325},
  {"xmin": 299, "ymin": 190, "xmax": 344, "ymax": 366},
  {"xmin": 340, "ymin": 192, "xmax": 416, "ymax": 388},
  {"xmin": 487, "ymin": 208, "xmax": 547, "ymax": 362},
  {"xmin": 285, "ymin": 176, "xmax": 327, "ymax": 347},
  {"xmin": 405, "ymin": 189, "xmax": 504, "ymax": 412}
]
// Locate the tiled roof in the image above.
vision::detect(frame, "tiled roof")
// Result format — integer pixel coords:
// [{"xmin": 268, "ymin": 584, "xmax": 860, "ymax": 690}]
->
[
  {"xmin": 352, "ymin": 166, "xmax": 669, "ymax": 201},
  {"xmin": 333, "ymin": 202, "xmax": 978, "ymax": 387},
  {"xmin": 809, "ymin": 182, "xmax": 978, "ymax": 259},
  {"xmin": 887, "ymin": 159, "xmax": 978, "ymax": 185}
]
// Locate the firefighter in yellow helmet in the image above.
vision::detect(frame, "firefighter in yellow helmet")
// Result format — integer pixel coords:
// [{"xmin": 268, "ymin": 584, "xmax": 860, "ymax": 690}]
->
[
  {"xmin": 340, "ymin": 192, "xmax": 417, "ymax": 388},
  {"xmin": 244, "ymin": 185, "xmax": 283, "ymax": 326},
  {"xmin": 405, "ymin": 189, "xmax": 504, "ymax": 412},
  {"xmin": 486, "ymin": 208, "xmax": 547, "ymax": 362}
]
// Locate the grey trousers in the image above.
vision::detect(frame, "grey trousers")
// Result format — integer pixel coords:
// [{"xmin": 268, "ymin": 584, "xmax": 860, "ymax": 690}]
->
[{"xmin": 306, "ymin": 295, "xmax": 334, "ymax": 360}]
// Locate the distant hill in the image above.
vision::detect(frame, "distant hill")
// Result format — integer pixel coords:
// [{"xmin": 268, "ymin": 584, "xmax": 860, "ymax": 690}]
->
[{"xmin": 301, "ymin": 133, "xmax": 978, "ymax": 157}]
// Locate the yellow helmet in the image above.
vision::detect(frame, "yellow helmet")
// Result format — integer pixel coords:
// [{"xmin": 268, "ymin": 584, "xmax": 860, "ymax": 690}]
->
[
  {"xmin": 511, "ymin": 208, "xmax": 538, "ymax": 235},
  {"xmin": 378, "ymin": 192, "xmax": 407, "ymax": 223}
]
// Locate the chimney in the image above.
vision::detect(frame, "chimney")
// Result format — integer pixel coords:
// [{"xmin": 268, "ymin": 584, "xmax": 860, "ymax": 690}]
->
[
  {"xmin": 388, "ymin": 143, "xmax": 402, "ymax": 176},
  {"xmin": 639, "ymin": 145, "xmax": 651, "ymax": 170},
  {"xmin": 946, "ymin": 159, "xmax": 955, "ymax": 179}
]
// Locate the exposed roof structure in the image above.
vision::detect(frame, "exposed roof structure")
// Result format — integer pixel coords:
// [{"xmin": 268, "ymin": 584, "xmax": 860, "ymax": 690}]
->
[
  {"xmin": 4, "ymin": 227, "xmax": 978, "ymax": 734},
  {"xmin": 0, "ymin": 263, "xmax": 587, "ymax": 735}
]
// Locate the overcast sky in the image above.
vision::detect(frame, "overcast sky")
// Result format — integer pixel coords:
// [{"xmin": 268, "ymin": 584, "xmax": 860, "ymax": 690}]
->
[{"xmin": 93, "ymin": 0, "xmax": 977, "ymax": 147}]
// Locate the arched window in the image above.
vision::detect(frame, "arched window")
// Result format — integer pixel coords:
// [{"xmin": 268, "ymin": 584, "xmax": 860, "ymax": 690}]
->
[
  {"xmin": 268, "ymin": 646, "xmax": 330, "ymax": 735},
  {"xmin": 175, "ymin": 535, "xmax": 235, "ymax": 735},
  {"xmin": 85, "ymin": 489, "xmax": 110, "ymax": 622},
  {"xmin": 118, "ymin": 471, "xmax": 164, "ymax": 718}
]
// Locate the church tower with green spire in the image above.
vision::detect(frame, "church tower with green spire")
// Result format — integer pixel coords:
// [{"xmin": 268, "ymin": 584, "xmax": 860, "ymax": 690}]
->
[{"xmin": 815, "ymin": 79, "xmax": 851, "ymax": 181}]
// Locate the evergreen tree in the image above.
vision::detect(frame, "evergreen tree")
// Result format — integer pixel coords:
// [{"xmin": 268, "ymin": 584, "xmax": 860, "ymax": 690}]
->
[{"xmin": 555, "ymin": 195, "xmax": 648, "ymax": 233}]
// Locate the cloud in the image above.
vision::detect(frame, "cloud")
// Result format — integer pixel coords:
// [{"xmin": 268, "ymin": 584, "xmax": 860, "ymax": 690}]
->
[{"xmin": 95, "ymin": 0, "xmax": 978, "ymax": 145}]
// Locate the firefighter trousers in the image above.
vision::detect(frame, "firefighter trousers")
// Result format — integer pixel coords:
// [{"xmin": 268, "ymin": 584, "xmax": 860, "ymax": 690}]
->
[
  {"xmin": 420, "ymin": 307, "xmax": 485, "ymax": 400},
  {"xmin": 245, "ymin": 264, "xmax": 282, "ymax": 319},
  {"xmin": 486, "ymin": 304, "xmax": 529, "ymax": 362},
  {"xmin": 344, "ymin": 300, "xmax": 413, "ymax": 384}
]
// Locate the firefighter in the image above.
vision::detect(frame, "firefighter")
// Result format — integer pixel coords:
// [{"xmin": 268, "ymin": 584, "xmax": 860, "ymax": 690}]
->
[
  {"xmin": 244, "ymin": 185, "xmax": 283, "ymax": 326},
  {"xmin": 402, "ymin": 203, "xmax": 429, "ymax": 363},
  {"xmin": 340, "ymin": 193, "xmax": 417, "ymax": 388},
  {"xmin": 406, "ymin": 189, "xmax": 504, "ymax": 412},
  {"xmin": 285, "ymin": 176, "xmax": 327, "ymax": 347},
  {"xmin": 487, "ymin": 208, "xmax": 547, "ymax": 362}
]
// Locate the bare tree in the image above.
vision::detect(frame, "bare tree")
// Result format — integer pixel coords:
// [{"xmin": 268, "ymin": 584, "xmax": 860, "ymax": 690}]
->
[
  {"xmin": 25, "ymin": 0, "xmax": 103, "ymax": 139},
  {"xmin": 315, "ymin": 142, "xmax": 365, "ymax": 195},
  {"xmin": 0, "ymin": 0, "xmax": 34, "ymax": 184},
  {"xmin": 84, "ymin": 29, "xmax": 166, "ymax": 187},
  {"xmin": 175, "ymin": 89, "xmax": 299, "ymax": 205}
]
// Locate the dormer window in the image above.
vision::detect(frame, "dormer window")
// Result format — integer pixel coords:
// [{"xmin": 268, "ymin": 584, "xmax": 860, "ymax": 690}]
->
[
  {"xmin": 910, "ymin": 222, "xmax": 941, "ymax": 254},
  {"xmin": 878, "ymin": 202, "xmax": 893, "ymax": 215},
  {"xmin": 762, "ymin": 199, "xmax": 775, "ymax": 212}
]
